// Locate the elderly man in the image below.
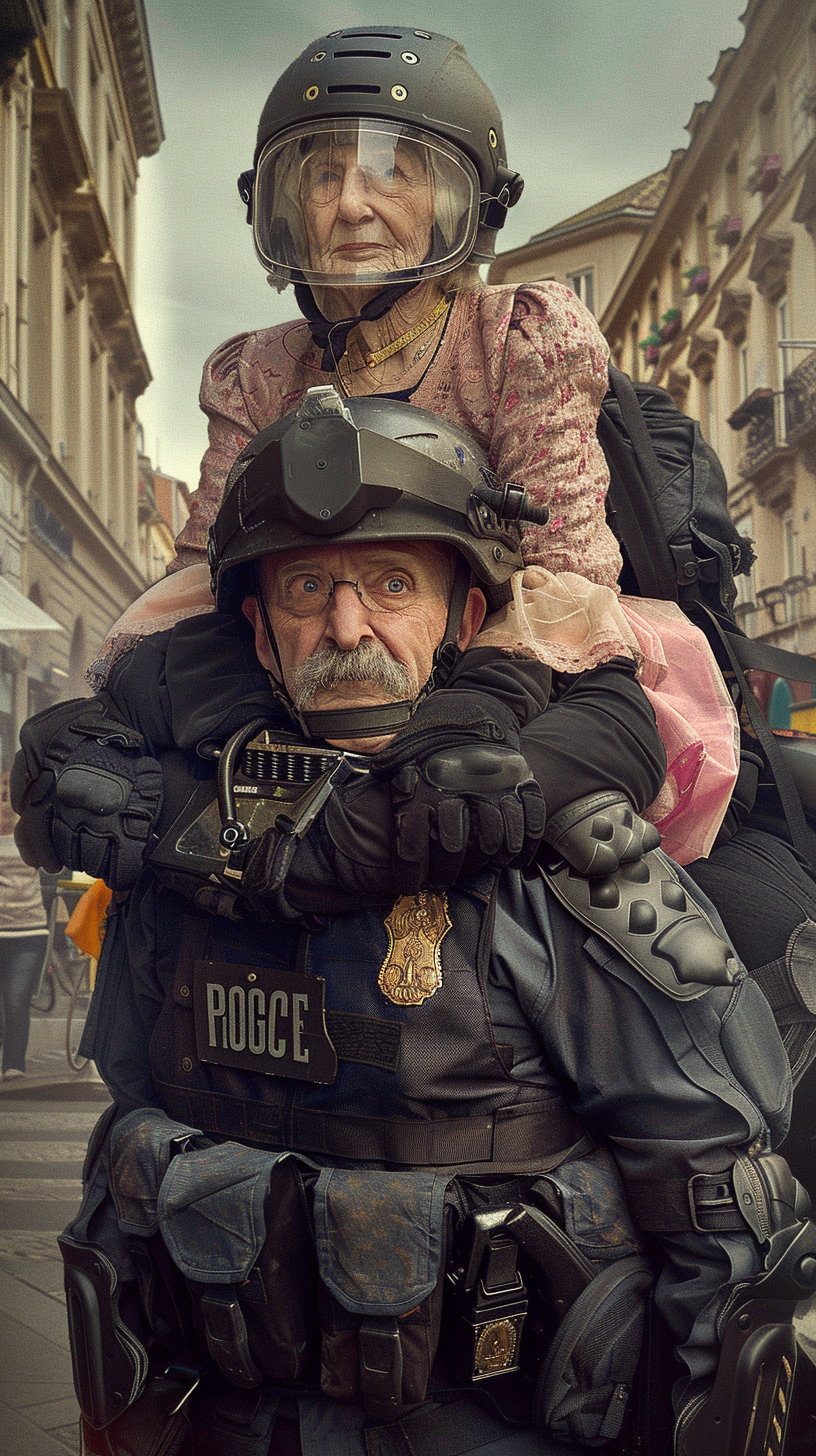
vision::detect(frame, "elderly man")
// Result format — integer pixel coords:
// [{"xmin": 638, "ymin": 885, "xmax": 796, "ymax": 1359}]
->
[{"xmin": 13, "ymin": 391, "xmax": 816, "ymax": 1456}]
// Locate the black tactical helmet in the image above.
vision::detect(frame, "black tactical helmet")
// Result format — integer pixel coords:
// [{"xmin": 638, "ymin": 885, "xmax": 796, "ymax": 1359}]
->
[
  {"xmin": 240, "ymin": 25, "xmax": 524, "ymax": 287},
  {"xmin": 209, "ymin": 385, "xmax": 540, "ymax": 616}
]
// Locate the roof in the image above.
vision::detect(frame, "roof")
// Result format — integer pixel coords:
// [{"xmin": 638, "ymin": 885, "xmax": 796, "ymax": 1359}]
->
[{"xmin": 524, "ymin": 168, "xmax": 671, "ymax": 247}]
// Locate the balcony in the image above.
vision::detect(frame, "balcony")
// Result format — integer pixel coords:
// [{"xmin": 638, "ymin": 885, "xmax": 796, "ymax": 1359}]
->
[
  {"xmin": 783, "ymin": 349, "xmax": 816, "ymax": 444},
  {"xmin": 740, "ymin": 577, "xmax": 816, "ymax": 656}
]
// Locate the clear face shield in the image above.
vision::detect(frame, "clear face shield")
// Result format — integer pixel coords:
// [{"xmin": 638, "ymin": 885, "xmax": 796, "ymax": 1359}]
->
[{"xmin": 252, "ymin": 118, "xmax": 480, "ymax": 289}]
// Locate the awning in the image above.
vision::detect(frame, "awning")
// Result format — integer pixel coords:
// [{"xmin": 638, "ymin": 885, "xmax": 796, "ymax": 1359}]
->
[{"xmin": 0, "ymin": 575, "xmax": 63, "ymax": 652}]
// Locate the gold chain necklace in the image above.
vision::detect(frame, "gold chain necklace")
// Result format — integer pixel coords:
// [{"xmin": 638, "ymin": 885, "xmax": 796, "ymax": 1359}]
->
[{"xmin": 364, "ymin": 295, "xmax": 451, "ymax": 367}]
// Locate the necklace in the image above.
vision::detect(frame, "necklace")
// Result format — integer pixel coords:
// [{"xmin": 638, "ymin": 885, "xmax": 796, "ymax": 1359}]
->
[{"xmin": 364, "ymin": 295, "xmax": 450, "ymax": 367}]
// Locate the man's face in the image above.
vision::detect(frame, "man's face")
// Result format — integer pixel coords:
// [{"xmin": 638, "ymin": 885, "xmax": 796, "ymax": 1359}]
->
[
  {"xmin": 243, "ymin": 540, "xmax": 485, "ymax": 752},
  {"xmin": 299, "ymin": 137, "xmax": 435, "ymax": 279}
]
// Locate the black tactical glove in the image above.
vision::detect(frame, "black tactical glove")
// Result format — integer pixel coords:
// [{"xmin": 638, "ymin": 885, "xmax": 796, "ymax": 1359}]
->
[
  {"xmin": 237, "ymin": 692, "xmax": 546, "ymax": 915},
  {"xmin": 371, "ymin": 690, "xmax": 546, "ymax": 892},
  {"xmin": 10, "ymin": 698, "xmax": 163, "ymax": 890},
  {"xmin": 541, "ymin": 790, "xmax": 660, "ymax": 876}
]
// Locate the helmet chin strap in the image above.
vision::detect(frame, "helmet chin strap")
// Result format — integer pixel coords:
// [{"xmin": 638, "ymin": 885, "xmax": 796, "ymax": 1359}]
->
[
  {"xmin": 252, "ymin": 557, "xmax": 472, "ymax": 742},
  {"xmin": 295, "ymin": 281, "xmax": 422, "ymax": 374}
]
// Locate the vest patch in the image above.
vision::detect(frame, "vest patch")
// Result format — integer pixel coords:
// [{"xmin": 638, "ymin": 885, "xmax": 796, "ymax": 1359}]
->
[
  {"xmin": 193, "ymin": 959, "xmax": 338, "ymax": 1084},
  {"xmin": 378, "ymin": 893, "xmax": 452, "ymax": 1006}
]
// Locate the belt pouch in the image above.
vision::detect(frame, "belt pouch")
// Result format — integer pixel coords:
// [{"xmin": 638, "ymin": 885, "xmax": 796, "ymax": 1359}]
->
[
  {"xmin": 313, "ymin": 1168, "xmax": 453, "ymax": 1418},
  {"xmin": 158, "ymin": 1141, "xmax": 319, "ymax": 1383}
]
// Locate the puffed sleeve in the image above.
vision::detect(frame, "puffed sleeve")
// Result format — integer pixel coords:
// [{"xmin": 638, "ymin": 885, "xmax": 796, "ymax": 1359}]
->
[
  {"xmin": 482, "ymin": 282, "xmax": 622, "ymax": 588},
  {"xmin": 171, "ymin": 334, "xmax": 258, "ymax": 570}
]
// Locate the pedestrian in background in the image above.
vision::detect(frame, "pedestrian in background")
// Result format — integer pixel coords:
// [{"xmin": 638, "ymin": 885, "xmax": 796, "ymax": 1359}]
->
[{"xmin": 0, "ymin": 770, "xmax": 48, "ymax": 1078}]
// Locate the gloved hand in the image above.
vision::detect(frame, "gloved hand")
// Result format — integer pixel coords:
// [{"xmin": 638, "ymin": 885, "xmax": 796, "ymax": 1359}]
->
[
  {"xmin": 237, "ymin": 692, "xmax": 547, "ymax": 915},
  {"xmin": 542, "ymin": 790, "xmax": 660, "ymax": 876},
  {"xmin": 371, "ymin": 690, "xmax": 546, "ymax": 892},
  {"xmin": 10, "ymin": 698, "xmax": 163, "ymax": 890}
]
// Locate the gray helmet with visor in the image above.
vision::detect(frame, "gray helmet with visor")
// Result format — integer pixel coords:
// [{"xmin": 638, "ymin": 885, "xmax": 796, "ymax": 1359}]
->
[{"xmin": 243, "ymin": 25, "xmax": 524, "ymax": 289}]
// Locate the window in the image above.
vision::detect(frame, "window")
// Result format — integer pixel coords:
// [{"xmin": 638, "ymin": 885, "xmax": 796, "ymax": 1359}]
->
[
  {"xmin": 791, "ymin": 60, "xmax": 814, "ymax": 159},
  {"xmin": 695, "ymin": 204, "xmax": 709, "ymax": 269},
  {"xmin": 567, "ymin": 269, "xmax": 594, "ymax": 315},
  {"xmin": 670, "ymin": 249, "xmax": 683, "ymax": 309},
  {"xmin": 777, "ymin": 294, "xmax": 791, "ymax": 383},
  {"xmin": 739, "ymin": 343, "xmax": 750, "ymax": 401},
  {"xmin": 700, "ymin": 378, "xmax": 717, "ymax": 448},
  {"xmin": 759, "ymin": 85, "xmax": 778, "ymax": 155},
  {"xmin": 734, "ymin": 511, "xmax": 755, "ymax": 608},
  {"xmin": 783, "ymin": 507, "xmax": 797, "ymax": 579},
  {"xmin": 725, "ymin": 152, "xmax": 740, "ymax": 217},
  {"xmin": 629, "ymin": 319, "xmax": 640, "ymax": 381}
]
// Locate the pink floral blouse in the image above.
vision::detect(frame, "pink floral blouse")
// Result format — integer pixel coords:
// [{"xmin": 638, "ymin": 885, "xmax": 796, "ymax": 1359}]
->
[{"xmin": 173, "ymin": 281, "xmax": 624, "ymax": 592}]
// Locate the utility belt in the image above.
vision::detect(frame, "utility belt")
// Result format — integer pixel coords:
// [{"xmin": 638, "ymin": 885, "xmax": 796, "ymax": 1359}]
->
[{"xmin": 60, "ymin": 1108, "xmax": 653, "ymax": 1450}]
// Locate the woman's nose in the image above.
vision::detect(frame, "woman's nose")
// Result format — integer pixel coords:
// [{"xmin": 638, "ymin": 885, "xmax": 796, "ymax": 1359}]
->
[{"xmin": 336, "ymin": 167, "xmax": 375, "ymax": 222}]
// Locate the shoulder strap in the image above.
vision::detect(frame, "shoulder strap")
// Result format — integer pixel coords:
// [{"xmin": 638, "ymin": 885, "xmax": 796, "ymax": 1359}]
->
[
  {"xmin": 607, "ymin": 365, "xmax": 668, "ymax": 486},
  {"xmin": 599, "ymin": 368, "xmax": 679, "ymax": 602}
]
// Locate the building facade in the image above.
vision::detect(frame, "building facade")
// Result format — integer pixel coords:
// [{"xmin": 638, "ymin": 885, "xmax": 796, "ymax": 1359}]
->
[
  {"xmin": 489, "ymin": 168, "xmax": 671, "ymax": 322},
  {"xmin": 490, "ymin": 0, "xmax": 816, "ymax": 725},
  {"xmin": 0, "ymin": 0, "xmax": 162, "ymax": 769}
]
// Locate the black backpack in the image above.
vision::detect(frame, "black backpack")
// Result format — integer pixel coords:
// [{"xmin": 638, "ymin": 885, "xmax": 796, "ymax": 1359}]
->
[
  {"xmin": 598, "ymin": 366, "xmax": 754, "ymax": 620},
  {"xmin": 598, "ymin": 365, "xmax": 816, "ymax": 862}
]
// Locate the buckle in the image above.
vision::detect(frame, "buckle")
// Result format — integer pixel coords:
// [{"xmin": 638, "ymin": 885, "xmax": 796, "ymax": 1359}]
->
[{"xmin": 688, "ymin": 1173, "xmax": 737, "ymax": 1233}]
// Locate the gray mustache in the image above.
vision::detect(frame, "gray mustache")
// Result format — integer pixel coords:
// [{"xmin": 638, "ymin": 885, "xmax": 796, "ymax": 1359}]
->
[{"xmin": 290, "ymin": 642, "xmax": 415, "ymax": 710}]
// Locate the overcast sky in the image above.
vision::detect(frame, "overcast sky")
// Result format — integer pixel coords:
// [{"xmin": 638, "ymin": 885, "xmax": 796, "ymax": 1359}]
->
[{"xmin": 135, "ymin": 0, "xmax": 747, "ymax": 489}]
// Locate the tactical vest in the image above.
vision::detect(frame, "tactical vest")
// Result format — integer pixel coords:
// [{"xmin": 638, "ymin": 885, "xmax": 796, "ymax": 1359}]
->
[{"xmin": 148, "ymin": 874, "xmax": 584, "ymax": 1171}]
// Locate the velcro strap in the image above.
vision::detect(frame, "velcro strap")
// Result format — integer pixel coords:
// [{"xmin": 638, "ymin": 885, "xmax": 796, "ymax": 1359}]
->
[
  {"xmin": 626, "ymin": 1172, "xmax": 747, "ymax": 1234},
  {"xmin": 324, "ymin": 1011, "xmax": 402, "ymax": 1071}
]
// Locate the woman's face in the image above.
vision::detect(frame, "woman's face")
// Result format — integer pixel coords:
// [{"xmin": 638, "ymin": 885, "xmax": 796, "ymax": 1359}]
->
[{"xmin": 299, "ymin": 135, "xmax": 436, "ymax": 279}]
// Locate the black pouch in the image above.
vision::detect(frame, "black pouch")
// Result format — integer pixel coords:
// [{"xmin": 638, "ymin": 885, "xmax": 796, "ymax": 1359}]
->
[
  {"xmin": 109, "ymin": 1111, "xmax": 321, "ymax": 1388},
  {"xmin": 313, "ymin": 1168, "xmax": 455, "ymax": 1419},
  {"xmin": 155, "ymin": 1137, "xmax": 320, "ymax": 1385}
]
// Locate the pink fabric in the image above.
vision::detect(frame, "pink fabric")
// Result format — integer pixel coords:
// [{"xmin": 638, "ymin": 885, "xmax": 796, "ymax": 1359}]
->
[
  {"xmin": 478, "ymin": 572, "xmax": 738, "ymax": 861},
  {"xmin": 621, "ymin": 599, "xmax": 739, "ymax": 862}
]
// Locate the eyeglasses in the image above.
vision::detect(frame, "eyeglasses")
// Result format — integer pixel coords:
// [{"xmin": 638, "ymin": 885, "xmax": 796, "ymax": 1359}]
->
[
  {"xmin": 299, "ymin": 142, "xmax": 429, "ymax": 206},
  {"xmin": 272, "ymin": 568, "xmax": 417, "ymax": 619}
]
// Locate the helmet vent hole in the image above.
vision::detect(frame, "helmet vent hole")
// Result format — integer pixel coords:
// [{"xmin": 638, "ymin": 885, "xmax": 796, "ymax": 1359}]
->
[
  {"xmin": 326, "ymin": 84, "xmax": 382, "ymax": 94},
  {"xmin": 333, "ymin": 48, "xmax": 393, "ymax": 59},
  {"xmin": 338, "ymin": 30, "xmax": 403, "ymax": 39}
]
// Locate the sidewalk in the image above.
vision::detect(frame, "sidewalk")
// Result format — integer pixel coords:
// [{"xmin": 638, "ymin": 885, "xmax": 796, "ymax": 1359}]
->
[
  {"xmin": 0, "ymin": 1022, "xmax": 110, "ymax": 1454},
  {"xmin": 0, "ymin": 1012, "xmax": 110, "ymax": 1103}
]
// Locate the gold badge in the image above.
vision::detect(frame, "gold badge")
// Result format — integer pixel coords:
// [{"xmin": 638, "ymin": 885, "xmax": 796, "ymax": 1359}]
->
[
  {"xmin": 474, "ymin": 1318, "xmax": 520, "ymax": 1376},
  {"xmin": 378, "ymin": 893, "xmax": 452, "ymax": 1006}
]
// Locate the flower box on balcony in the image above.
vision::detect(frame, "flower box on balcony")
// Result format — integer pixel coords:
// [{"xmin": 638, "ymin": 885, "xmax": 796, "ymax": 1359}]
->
[
  {"xmin": 747, "ymin": 154, "xmax": 782, "ymax": 195},
  {"xmin": 658, "ymin": 309, "xmax": 682, "ymax": 343},
  {"xmin": 639, "ymin": 331, "xmax": 661, "ymax": 365},
  {"xmin": 683, "ymin": 266, "xmax": 710, "ymax": 297},
  {"xmin": 714, "ymin": 215, "xmax": 742, "ymax": 247}
]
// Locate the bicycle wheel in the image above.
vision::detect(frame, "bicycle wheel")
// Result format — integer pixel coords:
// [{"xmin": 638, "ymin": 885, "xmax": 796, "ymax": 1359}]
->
[
  {"xmin": 30, "ymin": 898, "xmax": 57, "ymax": 1012},
  {"xmin": 30, "ymin": 964, "xmax": 55, "ymax": 1014},
  {"xmin": 65, "ymin": 968, "xmax": 89, "ymax": 1071}
]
